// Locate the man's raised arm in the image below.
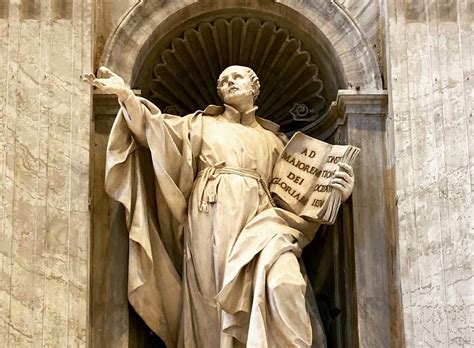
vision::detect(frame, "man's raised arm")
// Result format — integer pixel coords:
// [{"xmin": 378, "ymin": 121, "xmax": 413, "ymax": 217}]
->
[{"xmin": 83, "ymin": 66, "xmax": 148, "ymax": 146}]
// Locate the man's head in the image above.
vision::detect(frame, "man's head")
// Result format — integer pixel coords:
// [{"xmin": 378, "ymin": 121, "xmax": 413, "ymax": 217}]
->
[{"xmin": 217, "ymin": 65, "xmax": 260, "ymax": 106}]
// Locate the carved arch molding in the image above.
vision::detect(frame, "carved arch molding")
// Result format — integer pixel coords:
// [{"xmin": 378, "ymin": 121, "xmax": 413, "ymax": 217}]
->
[{"xmin": 102, "ymin": 2, "xmax": 383, "ymax": 138}]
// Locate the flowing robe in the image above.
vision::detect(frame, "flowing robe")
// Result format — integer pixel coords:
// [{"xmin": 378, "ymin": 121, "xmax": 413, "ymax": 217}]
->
[{"xmin": 105, "ymin": 94, "xmax": 326, "ymax": 347}]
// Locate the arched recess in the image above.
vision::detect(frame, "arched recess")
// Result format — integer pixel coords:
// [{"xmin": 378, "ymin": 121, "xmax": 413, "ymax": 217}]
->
[
  {"xmin": 100, "ymin": 0, "xmax": 383, "ymax": 141},
  {"xmin": 101, "ymin": 0, "xmax": 382, "ymax": 91},
  {"xmin": 92, "ymin": 1, "xmax": 401, "ymax": 347}
]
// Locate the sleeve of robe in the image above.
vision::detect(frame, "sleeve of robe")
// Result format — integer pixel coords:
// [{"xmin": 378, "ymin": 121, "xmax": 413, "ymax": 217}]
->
[{"xmin": 104, "ymin": 94, "xmax": 202, "ymax": 347}]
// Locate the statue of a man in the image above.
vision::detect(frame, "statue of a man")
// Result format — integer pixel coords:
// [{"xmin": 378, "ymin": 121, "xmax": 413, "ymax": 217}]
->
[{"xmin": 85, "ymin": 65, "xmax": 354, "ymax": 347}]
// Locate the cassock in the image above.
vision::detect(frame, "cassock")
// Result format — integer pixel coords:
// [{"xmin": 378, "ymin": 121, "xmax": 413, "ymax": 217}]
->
[{"xmin": 105, "ymin": 94, "xmax": 327, "ymax": 347}]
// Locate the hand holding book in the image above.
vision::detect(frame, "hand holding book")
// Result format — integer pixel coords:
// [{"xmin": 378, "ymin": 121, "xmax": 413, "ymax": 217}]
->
[
  {"xmin": 330, "ymin": 162, "xmax": 354, "ymax": 203},
  {"xmin": 270, "ymin": 132, "xmax": 360, "ymax": 224}
]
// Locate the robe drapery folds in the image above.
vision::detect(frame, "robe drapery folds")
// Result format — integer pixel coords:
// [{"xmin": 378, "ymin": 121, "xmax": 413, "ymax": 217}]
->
[
  {"xmin": 105, "ymin": 98, "xmax": 201, "ymax": 347},
  {"xmin": 105, "ymin": 97, "xmax": 326, "ymax": 347}
]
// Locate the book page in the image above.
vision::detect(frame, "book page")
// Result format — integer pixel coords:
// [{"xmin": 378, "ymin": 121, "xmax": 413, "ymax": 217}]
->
[
  {"xmin": 270, "ymin": 132, "xmax": 332, "ymax": 214},
  {"xmin": 302, "ymin": 144, "xmax": 347, "ymax": 220},
  {"xmin": 270, "ymin": 132, "xmax": 359, "ymax": 224}
]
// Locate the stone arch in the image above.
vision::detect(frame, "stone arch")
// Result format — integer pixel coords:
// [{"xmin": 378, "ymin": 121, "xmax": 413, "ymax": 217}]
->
[{"xmin": 101, "ymin": 0, "xmax": 382, "ymax": 92}]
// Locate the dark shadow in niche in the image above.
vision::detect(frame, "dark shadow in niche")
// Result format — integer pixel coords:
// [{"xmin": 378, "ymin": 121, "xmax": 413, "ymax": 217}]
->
[
  {"xmin": 129, "ymin": 305, "xmax": 166, "ymax": 347},
  {"xmin": 303, "ymin": 225, "xmax": 339, "ymax": 347},
  {"xmin": 302, "ymin": 207, "xmax": 356, "ymax": 348}
]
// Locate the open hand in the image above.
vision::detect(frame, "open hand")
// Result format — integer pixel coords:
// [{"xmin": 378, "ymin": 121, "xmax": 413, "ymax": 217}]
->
[
  {"xmin": 83, "ymin": 66, "xmax": 131, "ymax": 101},
  {"xmin": 330, "ymin": 163, "xmax": 354, "ymax": 202}
]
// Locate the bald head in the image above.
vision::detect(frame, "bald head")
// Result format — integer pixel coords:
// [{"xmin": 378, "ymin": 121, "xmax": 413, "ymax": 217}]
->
[{"xmin": 217, "ymin": 65, "xmax": 260, "ymax": 103}]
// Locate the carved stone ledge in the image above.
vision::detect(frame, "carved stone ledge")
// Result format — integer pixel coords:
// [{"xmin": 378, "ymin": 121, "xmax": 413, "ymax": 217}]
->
[
  {"xmin": 331, "ymin": 90, "xmax": 388, "ymax": 115},
  {"xmin": 305, "ymin": 90, "xmax": 388, "ymax": 141},
  {"xmin": 93, "ymin": 90, "xmax": 141, "ymax": 119}
]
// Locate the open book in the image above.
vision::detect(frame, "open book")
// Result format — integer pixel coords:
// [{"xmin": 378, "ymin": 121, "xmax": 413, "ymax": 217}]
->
[{"xmin": 270, "ymin": 132, "xmax": 360, "ymax": 224}]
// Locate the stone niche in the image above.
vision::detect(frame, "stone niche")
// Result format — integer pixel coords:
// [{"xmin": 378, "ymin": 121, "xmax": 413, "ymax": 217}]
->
[{"xmin": 91, "ymin": 1, "xmax": 402, "ymax": 347}]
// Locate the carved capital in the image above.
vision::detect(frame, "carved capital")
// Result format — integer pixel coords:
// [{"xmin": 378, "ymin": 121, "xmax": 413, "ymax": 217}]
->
[
  {"xmin": 304, "ymin": 89, "xmax": 388, "ymax": 141},
  {"xmin": 331, "ymin": 90, "xmax": 388, "ymax": 117}
]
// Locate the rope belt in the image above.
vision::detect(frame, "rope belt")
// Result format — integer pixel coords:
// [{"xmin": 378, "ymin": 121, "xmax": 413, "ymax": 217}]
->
[{"xmin": 196, "ymin": 162, "xmax": 275, "ymax": 212}]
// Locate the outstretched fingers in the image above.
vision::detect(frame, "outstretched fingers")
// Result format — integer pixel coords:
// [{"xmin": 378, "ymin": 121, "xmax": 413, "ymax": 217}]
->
[
  {"xmin": 82, "ymin": 73, "xmax": 96, "ymax": 85},
  {"xmin": 82, "ymin": 73, "xmax": 106, "ymax": 89}
]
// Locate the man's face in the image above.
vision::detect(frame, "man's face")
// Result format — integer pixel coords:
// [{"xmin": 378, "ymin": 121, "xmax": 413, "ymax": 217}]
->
[{"xmin": 217, "ymin": 66, "xmax": 254, "ymax": 105}]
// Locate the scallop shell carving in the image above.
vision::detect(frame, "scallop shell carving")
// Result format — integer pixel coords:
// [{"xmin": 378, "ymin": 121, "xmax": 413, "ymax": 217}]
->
[{"xmin": 150, "ymin": 17, "xmax": 327, "ymax": 133}]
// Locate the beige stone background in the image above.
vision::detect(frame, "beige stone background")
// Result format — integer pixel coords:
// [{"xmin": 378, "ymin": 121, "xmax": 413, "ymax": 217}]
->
[
  {"xmin": 0, "ymin": 0, "xmax": 92, "ymax": 346},
  {"xmin": 0, "ymin": 0, "xmax": 472, "ymax": 347},
  {"xmin": 387, "ymin": 0, "xmax": 473, "ymax": 346}
]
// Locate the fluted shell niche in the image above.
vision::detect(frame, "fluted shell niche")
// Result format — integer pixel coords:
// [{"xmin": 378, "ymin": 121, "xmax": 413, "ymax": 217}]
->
[{"xmin": 135, "ymin": 16, "xmax": 345, "ymax": 134}]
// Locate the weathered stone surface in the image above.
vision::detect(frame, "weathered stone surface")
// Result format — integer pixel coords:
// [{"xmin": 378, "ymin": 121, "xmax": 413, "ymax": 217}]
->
[
  {"xmin": 0, "ymin": 0, "xmax": 92, "ymax": 346},
  {"xmin": 333, "ymin": 91, "xmax": 403, "ymax": 348},
  {"xmin": 387, "ymin": 0, "xmax": 474, "ymax": 346},
  {"xmin": 94, "ymin": 0, "xmax": 137, "ymax": 68}
]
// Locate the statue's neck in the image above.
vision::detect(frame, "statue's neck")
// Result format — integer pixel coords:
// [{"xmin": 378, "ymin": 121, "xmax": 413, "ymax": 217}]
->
[
  {"xmin": 232, "ymin": 100, "xmax": 254, "ymax": 114},
  {"xmin": 223, "ymin": 104, "xmax": 258, "ymax": 127}
]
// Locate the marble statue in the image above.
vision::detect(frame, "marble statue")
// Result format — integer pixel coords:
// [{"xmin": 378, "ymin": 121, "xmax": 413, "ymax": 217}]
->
[{"xmin": 84, "ymin": 65, "xmax": 354, "ymax": 347}]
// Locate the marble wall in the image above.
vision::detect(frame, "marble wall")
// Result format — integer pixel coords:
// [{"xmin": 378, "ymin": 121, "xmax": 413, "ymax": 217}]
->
[
  {"xmin": 0, "ymin": 0, "xmax": 92, "ymax": 346},
  {"xmin": 386, "ymin": 0, "xmax": 473, "ymax": 346},
  {"xmin": 94, "ymin": 0, "xmax": 136, "ymax": 67}
]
